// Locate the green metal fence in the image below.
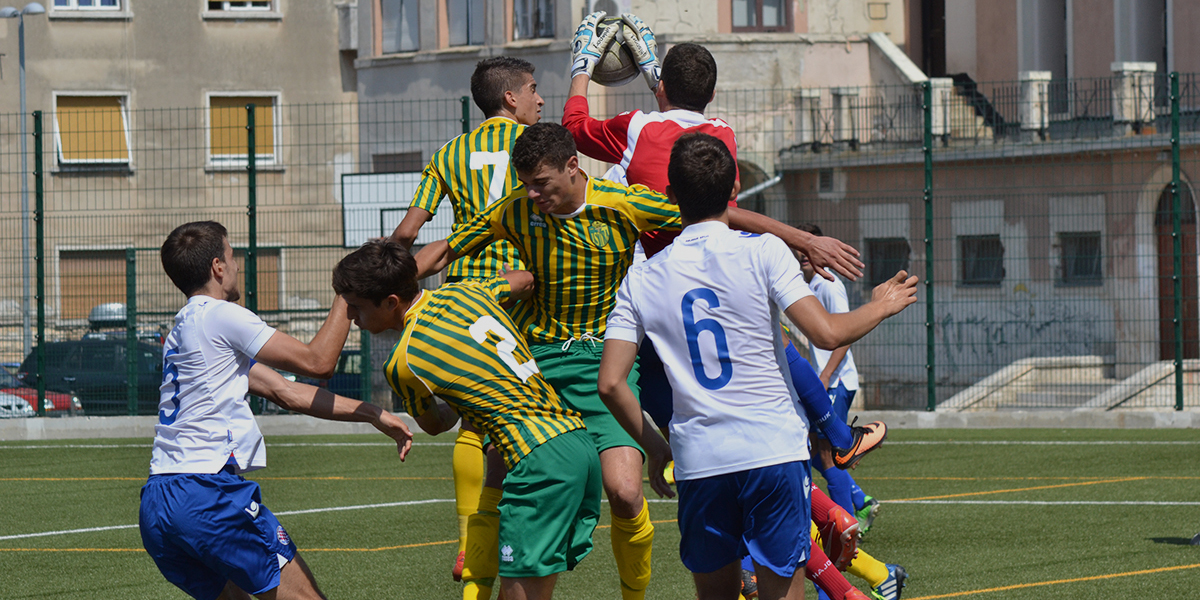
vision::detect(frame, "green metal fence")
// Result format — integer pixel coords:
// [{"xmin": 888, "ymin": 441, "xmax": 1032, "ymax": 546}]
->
[{"xmin": 2, "ymin": 71, "xmax": 1199, "ymax": 416}]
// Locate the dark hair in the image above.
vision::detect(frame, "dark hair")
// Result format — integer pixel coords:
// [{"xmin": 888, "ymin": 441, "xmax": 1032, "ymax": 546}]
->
[
  {"xmin": 471, "ymin": 57, "xmax": 536, "ymax": 116},
  {"xmin": 161, "ymin": 221, "xmax": 228, "ymax": 296},
  {"xmin": 660, "ymin": 43, "xmax": 717, "ymax": 112},
  {"xmin": 668, "ymin": 133, "xmax": 736, "ymax": 222},
  {"xmin": 511, "ymin": 122, "xmax": 576, "ymax": 174},
  {"xmin": 332, "ymin": 240, "xmax": 420, "ymax": 304},
  {"xmin": 798, "ymin": 223, "xmax": 822, "ymax": 236}
]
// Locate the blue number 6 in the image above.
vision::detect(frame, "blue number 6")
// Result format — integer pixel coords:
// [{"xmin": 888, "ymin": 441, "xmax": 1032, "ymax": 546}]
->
[{"xmin": 681, "ymin": 288, "xmax": 733, "ymax": 390}]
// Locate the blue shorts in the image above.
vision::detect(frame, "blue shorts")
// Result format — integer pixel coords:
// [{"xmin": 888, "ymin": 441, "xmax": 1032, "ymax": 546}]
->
[
  {"xmin": 636, "ymin": 341, "xmax": 674, "ymax": 430},
  {"xmin": 676, "ymin": 460, "xmax": 811, "ymax": 577},
  {"xmin": 139, "ymin": 467, "xmax": 296, "ymax": 600}
]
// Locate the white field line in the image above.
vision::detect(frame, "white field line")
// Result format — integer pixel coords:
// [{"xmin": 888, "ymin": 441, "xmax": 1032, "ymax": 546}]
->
[
  {"xmin": 0, "ymin": 442, "xmax": 457, "ymax": 449},
  {"xmin": 3, "ymin": 497, "xmax": 1194, "ymax": 542}
]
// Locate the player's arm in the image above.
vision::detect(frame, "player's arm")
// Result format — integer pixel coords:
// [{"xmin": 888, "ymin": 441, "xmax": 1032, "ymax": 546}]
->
[
  {"xmin": 819, "ymin": 345, "xmax": 850, "ymax": 389},
  {"xmin": 727, "ymin": 206, "xmax": 864, "ymax": 282},
  {"xmin": 413, "ymin": 401, "xmax": 460, "ymax": 436},
  {"xmin": 389, "ymin": 206, "xmax": 433, "ymax": 249},
  {"xmin": 597, "ymin": 339, "xmax": 675, "ymax": 499},
  {"xmin": 414, "ymin": 200, "xmax": 506, "ymax": 279},
  {"xmin": 249, "ymin": 363, "xmax": 413, "ymax": 460},
  {"xmin": 786, "ymin": 271, "xmax": 918, "ymax": 351},
  {"xmin": 253, "ymin": 296, "xmax": 351, "ymax": 379}
]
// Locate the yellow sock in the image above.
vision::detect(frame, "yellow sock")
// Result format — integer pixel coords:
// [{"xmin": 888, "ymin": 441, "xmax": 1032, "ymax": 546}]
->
[
  {"xmin": 610, "ymin": 498, "xmax": 654, "ymax": 600},
  {"xmin": 847, "ymin": 546, "xmax": 889, "ymax": 588},
  {"xmin": 462, "ymin": 487, "xmax": 502, "ymax": 600},
  {"xmin": 453, "ymin": 429, "xmax": 487, "ymax": 553}
]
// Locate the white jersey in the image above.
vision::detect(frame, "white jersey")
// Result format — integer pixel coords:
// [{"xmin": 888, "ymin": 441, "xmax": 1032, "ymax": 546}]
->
[
  {"xmin": 150, "ymin": 295, "xmax": 277, "ymax": 476},
  {"xmin": 606, "ymin": 221, "xmax": 814, "ymax": 481},
  {"xmin": 806, "ymin": 274, "xmax": 859, "ymax": 390}
]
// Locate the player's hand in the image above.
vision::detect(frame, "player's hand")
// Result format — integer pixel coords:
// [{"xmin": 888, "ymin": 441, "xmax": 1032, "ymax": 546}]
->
[
  {"xmin": 571, "ymin": 11, "xmax": 619, "ymax": 79},
  {"xmin": 870, "ymin": 270, "xmax": 919, "ymax": 316},
  {"xmin": 500, "ymin": 267, "xmax": 535, "ymax": 302},
  {"xmin": 374, "ymin": 411, "xmax": 414, "ymax": 461},
  {"xmin": 620, "ymin": 13, "xmax": 660, "ymax": 90},
  {"xmin": 642, "ymin": 430, "xmax": 676, "ymax": 499},
  {"xmin": 803, "ymin": 235, "xmax": 864, "ymax": 282}
]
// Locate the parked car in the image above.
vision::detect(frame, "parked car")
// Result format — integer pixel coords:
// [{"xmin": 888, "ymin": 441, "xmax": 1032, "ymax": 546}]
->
[
  {"xmin": 0, "ymin": 390, "xmax": 34, "ymax": 419},
  {"xmin": 18, "ymin": 339, "xmax": 164, "ymax": 416},
  {"xmin": 0, "ymin": 370, "xmax": 82, "ymax": 415},
  {"xmin": 297, "ymin": 349, "xmax": 366, "ymax": 400}
]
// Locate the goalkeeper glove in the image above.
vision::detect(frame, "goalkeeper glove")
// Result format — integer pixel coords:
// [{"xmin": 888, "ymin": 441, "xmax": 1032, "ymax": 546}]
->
[
  {"xmin": 571, "ymin": 11, "xmax": 619, "ymax": 79},
  {"xmin": 620, "ymin": 13, "xmax": 660, "ymax": 90}
]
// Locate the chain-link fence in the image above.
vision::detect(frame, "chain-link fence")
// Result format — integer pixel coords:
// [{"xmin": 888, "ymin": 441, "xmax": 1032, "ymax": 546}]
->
[{"xmin": 2, "ymin": 70, "xmax": 1199, "ymax": 416}]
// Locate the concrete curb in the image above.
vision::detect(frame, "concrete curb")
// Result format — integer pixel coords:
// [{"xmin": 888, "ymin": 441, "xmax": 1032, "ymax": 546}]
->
[{"xmin": 2, "ymin": 410, "xmax": 1198, "ymax": 441}]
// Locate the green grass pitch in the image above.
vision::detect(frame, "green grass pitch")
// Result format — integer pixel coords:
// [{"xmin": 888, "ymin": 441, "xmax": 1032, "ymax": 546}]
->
[{"xmin": 2, "ymin": 427, "xmax": 1198, "ymax": 599}]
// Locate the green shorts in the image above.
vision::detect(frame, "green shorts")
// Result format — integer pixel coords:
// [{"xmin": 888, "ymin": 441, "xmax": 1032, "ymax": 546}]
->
[
  {"xmin": 498, "ymin": 428, "xmax": 602, "ymax": 578},
  {"xmin": 529, "ymin": 341, "xmax": 642, "ymax": 456}
]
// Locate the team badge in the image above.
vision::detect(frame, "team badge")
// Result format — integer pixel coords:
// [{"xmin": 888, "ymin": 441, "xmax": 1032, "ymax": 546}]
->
[
  {"xmin": 276, "ymin": 525, "xmax": 291, "ymax": 546},
  {"xmin": 501, "ymin": 544, "xmax": 514, "ymax": 562},
  {"xmin": 587, "ymin": 222, "xmax": 612, "ymax": 248}
]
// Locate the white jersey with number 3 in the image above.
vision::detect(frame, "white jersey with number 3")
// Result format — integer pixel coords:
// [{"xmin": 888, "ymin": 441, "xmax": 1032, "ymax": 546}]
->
[{"xmin": 606, "ymin": 221, "xmax": 813, "ymax": 481}]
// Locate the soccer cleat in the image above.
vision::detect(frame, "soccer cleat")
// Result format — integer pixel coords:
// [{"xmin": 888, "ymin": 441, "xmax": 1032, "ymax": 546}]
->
[
  {"xmin": 832, "ymin": 419, "xmax": 888, "ymax": 470},
  {"xmin": 740, "ymin": 568, "xmax": 759, "ymax": 599},
  {"xmin": 818, "ymin": 505, "xmax": 861, "ymax": 570},
  {"xmin": 845, "ymin": 588, "xmax": 872, "ymax": 600},
  {"xmin": 1192, "ymin": 532, "xmax": 1200, "ymax": 546},
  {"xmin": 855, "ymin": 496, "xmax": 880, "ymax": 533},
  {"xmin": 872, "ymin": 564, "xmax": 908, "ymax": 600},
  {"xmin": 663, "ymin": 460, "xmax": 676, "ymax": 485},
  {"xmin": 452, "ymin": 550, "xmax": 465, "ymax": 582}
]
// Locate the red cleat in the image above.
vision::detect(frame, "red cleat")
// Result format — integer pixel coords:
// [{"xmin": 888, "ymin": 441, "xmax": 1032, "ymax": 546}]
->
[
  {"xmin": 452, "ymin": 550, "xmax": 465, "ymax": 581},
  {"xmin": 843, "ymin": 588, "xmax": 871, "ymax": 600},
  {"xmin": 818, "ymin": 505, "xmax": 861, "ymax": 570}
]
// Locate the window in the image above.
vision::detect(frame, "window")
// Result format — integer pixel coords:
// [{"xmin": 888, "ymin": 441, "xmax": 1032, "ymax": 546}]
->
[
  {"xmin": 208, "ymin": 95, "xmax": 278, "ymax": 167},
  {"xmin": 513, "ymin": 0, "xmax": 553, "ymax": 40},
  {"xmin": 818, "ymin": 169, "xmax": 834, "ymax": 193},
  {"xmin": 732, "ymin": 0, "xmax": 790, "ymax": 32},
  {"xmin": 208, "ymin": 1, "xmax": 271, "ymax": 10},
  {"xmin": 959, "ymin": 235, "xmax": 1005, "ymax": 286},
  {"xmin": 866, "ymin": 238, "xmax": 911, "ymax": 287},
  {"xmin": 54, "ymin": 95, "xmax": 131, "ymax": 167},
  {"xmin": 53, "ymin": 0, "xmax": 120, "ymax": 9},
  {"xmin": 1058, "ymin": 232, "xmax": 1102, "ymax": 285},
  {"xmin": 380, "ymin": 0, "xmax": 419, "ymax": 53},
  {"xmin": 448, "ymin": 0, "xmax": 485, "ymax": 46},
  {"xmin": 373, "ymin": 152, "xmax": 423, "ymax": 173},
  {"xmin": 59, "ymin": 250, "xmax": 125, "ymax": 320}
]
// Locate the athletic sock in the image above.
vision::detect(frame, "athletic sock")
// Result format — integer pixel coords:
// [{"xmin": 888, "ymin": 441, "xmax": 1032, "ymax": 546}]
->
[
  {"xmin": 785, "ymin": 341, "xmax": 854, "ymax": 449},
  {"xmin": 807, "ymin": 523, "xmax": 855, "ymax": 600},
  {"xmin": 453, "ymin": 428, "xmax": 487, "ymax": 553},
  {"xmin": 610, "ymin": 498, "xmax": 654, "ymax": 600},
  {"xmin": 847, "ymin": 546, "xmax": 889, "ymax": 589},
  {"xmin": 818, "ymin": 461, "xmax": 856, "ymax": 513},
  {"xmin": 810, "ymin": 482, "xmax": 839, "ymax": 526},
  {"xmin": 462, "ymin": 487, "xmax": 502, "ymax": 600},
  {"xmin": 850, "ymin": 483, "xmax": 867, "ymax": 512}
]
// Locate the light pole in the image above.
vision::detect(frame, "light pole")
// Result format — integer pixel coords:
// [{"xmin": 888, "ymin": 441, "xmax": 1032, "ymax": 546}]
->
[{"xmin": 0, "ymin": 2, "xmax": 45, "ymax": 358}]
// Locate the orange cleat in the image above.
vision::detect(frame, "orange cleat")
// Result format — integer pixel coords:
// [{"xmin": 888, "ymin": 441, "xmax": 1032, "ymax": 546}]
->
[
  {"xmin": 844, "ymin": 588, "xmax": 872, "ymax": 600},
  {"xmin": 452, "ymin": 550, "xmax": 465, "ymax": 581},
  {"xmin": 832, "ymin": 419, "xmax": 888, "ymax": 470}
]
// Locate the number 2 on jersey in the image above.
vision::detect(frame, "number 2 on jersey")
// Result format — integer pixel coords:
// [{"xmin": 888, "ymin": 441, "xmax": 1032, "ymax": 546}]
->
[
  {"xmin": 469, "ymin": 151, "xmax": 511, "ymax": 203},
  {"xmin": 682, "ymin": 288, "xmax": 733, "ymax": 390},
  {"xmin": 469, "ymin": 315, "xmax": 539, "ymax": 382}
]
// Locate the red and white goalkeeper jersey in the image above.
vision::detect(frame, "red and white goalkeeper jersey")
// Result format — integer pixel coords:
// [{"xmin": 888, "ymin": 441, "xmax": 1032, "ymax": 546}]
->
[{"xmin": 563, "ymin": 96, "xmax": 740, "ymax": 257}]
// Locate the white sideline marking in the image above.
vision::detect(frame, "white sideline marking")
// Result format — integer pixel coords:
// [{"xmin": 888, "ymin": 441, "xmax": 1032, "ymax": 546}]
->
[{"xmin": 0, "ymin": 499, "xmax": 455, "ymax": 541}]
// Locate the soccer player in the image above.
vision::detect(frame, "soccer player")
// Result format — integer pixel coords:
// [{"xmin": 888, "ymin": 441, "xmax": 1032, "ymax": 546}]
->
[
  {"xmin": 140, "ymin": 221, "xmax": 413, "ymax": 600},
  {"xmin": 415, "ymin": 122, "xmax": 871, "ymax": 600},
  {"xmin": 333, "ymin": 239, "xmax": 600, "ymax": 600},
  {"xmin": 387, "ymin": 55, "xmax": 543, "ymax": 587},
  {"xmin": 596, "ymin": 133, "xmax": 917, "ymax": 600}
]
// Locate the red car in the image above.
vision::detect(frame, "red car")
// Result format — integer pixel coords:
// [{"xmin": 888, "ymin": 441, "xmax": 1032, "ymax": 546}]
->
[{"xmin": 0, "ymin": 370, "xmax": 82, "ymax": 415}]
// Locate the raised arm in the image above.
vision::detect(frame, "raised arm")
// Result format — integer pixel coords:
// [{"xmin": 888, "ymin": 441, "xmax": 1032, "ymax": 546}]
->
[
  {"xmin": 727, "ymin": 206, "xmax": 864, "ymax": 282},
  {"xmin": 253, "ymin": 296, "xmax": 351, "ymax": 379},
  {"xmin": 249, "ymin": 363, "xmax": 412, "ymax": 460},
  {"xmin": 389, "ymin": 206, "xmax": 433, "ymax": 249},
  {"xmin": 784, "ymin": 270, "xmax": 918, "ymax": 350},
  {"xmin": 414, "ymin": 240, "xmax": 459, "ymax": 280}
]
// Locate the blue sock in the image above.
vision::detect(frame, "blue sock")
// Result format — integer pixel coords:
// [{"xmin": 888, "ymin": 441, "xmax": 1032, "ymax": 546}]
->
[
  {"xmin": 851, "ymin": 481, "xmax": 867, "ymax": 511},
  {"xmin": 816, "ymin": 587, "xmax": 833, "ymax": 600},
  {"xmin": 819, "ymin": 461, "xmax": 856, "ymax": 513},
  {"xmin": 785, "ymin": 341, "xmax": 854, "ymax": 449}
]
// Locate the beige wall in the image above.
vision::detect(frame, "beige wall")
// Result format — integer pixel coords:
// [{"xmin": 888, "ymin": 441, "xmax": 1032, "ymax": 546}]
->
[
  {"xmin": 976, "ymin": 0, "xmax": 1018, "ymax": 83},
  {"xmin": 1072, "ymin": 0, "xmax": 1116, "ymax": 79}
]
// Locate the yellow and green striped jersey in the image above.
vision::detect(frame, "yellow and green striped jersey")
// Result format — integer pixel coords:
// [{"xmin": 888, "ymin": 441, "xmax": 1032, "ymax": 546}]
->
[
  {"xmin": 383, "ymin": 279, "xmax": 584, "ymax": 468},
  {"xmin": 410, "ymin": 117, "xmax": 528, "ymax": 280},
  {"xmin": 448, "ymin": 175, "xmax": 682, "ymax": 344}
]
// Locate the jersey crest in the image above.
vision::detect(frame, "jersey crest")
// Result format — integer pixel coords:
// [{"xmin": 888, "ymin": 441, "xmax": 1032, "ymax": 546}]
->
[{"xmin": 587, "ymin": 222, "xmax": 612, "ymax": 248}]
